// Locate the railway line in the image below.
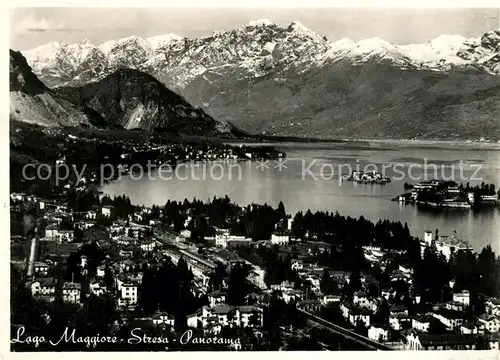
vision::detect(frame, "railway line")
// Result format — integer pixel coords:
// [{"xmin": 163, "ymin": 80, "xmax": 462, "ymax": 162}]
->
[{"xmin": 298, "ymin": 308, "xmax": 393, "ymax": 351}]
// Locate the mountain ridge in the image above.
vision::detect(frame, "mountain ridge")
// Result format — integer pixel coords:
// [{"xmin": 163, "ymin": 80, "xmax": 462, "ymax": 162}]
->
[
  {"xmin": 22, "ymin": 23, "xmax": 500, "ymax": 87},
  {"xmin": 18, "ymin": 23, "xmax": 500, "ymax": 140},
  {"xmin": 54, "ymin": 67, "xmax": 236, "ymax": 136},
  {"xmin": 10, "ymin": 49, "xmax": 237, "ymax": 137},
  {"xmin": 9, "ymin": 49, "xmax": 98, "ymax": 128}
]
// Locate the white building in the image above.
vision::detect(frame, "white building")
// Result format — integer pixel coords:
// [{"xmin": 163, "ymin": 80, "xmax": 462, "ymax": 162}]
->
[
  {"xmin": 62, "ymin": 282, "xmax": 81, "ymax": 303},
  {"xmin": 86, "ymin": 210, "xmax": 97, "ymax": 220},
  {"xmin": 340, "ymin": 302, "xmax": 371, "ymax": 327},
  {"xmin": 433, "ymin": 234, "xmax": 471, "ymax": 261},
  {"xmin": 45, "ymin": 225, "xmax": 75, "ymax": 243},
  {"xmin": 119, "ymin": 282, "xmax": 139, "ymax": 306},
  {"xmin": 30, "ymin": 278, "xmax": 56, "ymax": 298},
  {"xmin": 248, "ymin": 267, "xmax": 267, "ymax": 290},
  {"xmin": 152, "ymin": 312, "xmax": 175, "ymax": 327},
  {"xmin": 90, "ymin": 280, "xmax": 106, "ymax": 297},
  {"xmin": 389, "ymin": 313, "xmax": 411, "ymax": 330},
  {"xmin": 412, "ymin": 315, "xmax": 433, "ymax": 333},
  {"xmin": 432, "ymin": 309, "xmax": 465, "ymax": 330},
  {"xmin": 101, "ymin": 205, "xmax": 114, "ymax": 217},
  {"xmin": 486, "ymin": 298, "xmax": 500, "ymax": 316},
  {"xmin": 489, "ymin": 338, "xmax": 500, "ymax": 350},
  {"xmin": 190, "ymin": 305, "xmax": 264, "ymax": 329},
  {"xmin": 34, "ymin": 262, "xmax": 49, "ymax": 276},
  {"xmin": 424, "ymin": 230, "xmax": 433, "ymax": 246},
  {"xmin": 368, "ymin": 325, "xmax": 389, "ymax": 342},
  {"xmin": 460, "ymin": 321, "xmax": 479, "ymax": 334},
  {"xmin": 10, "ymin": 192, "xmax": 26, "ymax": 201},
  {"xmin": 282, "ymin": 289, "xmax": 304, "ymax": 303},
  {"xmin": 478, "ymin": 314, "xmax": 500, "ymax": 333},
  {"xmin": 453, "ymin": 290, "xmax": 470, "ymax": 306},
  {"xmin": 96, "ymin": 265, "xmax": 107, "ymax": 278},
  {"xmin": 239, "ymin": 305, "xmax": 264, "ymax": 327},
  {"xmin": 353, "ymin": 293, "xmax": 378, "ymax": 312},
  {"xmin": 322, "ymin": 295, "xmax": 341, "ymax": 305},
  {"xmin": 271, "ymin": 234, "xmax": 289, "ymax": 245},
  {"xmin": 208, "ymin": 291, "xmax": 226, "ymax": 307},
  {"xmin": 215, "ymin": 234, "xmax": 229, "ymax": 248},
  {"xmin": 140, "ymin": 240, "xmax": 156, "ymax": 252},
  {"xmin": 213, "ymin": 233, "xmax": 248, "ymax": 248}
]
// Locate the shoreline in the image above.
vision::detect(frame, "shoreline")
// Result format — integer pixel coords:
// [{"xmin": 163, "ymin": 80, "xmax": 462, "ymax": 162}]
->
[{"xmin": 225, "ymin": 137, "xmax": 500, "ymax": 150}]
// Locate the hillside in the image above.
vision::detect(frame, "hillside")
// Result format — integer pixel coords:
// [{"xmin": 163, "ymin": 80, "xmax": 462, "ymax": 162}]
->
[
  {"xmin": 183, "ymin": 61, "xmax": 500, "ymax": 140},
  {"xmin": 55, "ymin": 68, "xmax": 235, "ymax": 136},
  {"xmin": 9, "ymin": 50, "xmax": 96, "ymax": 128}
]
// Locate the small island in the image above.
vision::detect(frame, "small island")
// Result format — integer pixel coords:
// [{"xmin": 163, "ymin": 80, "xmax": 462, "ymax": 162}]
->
[
  {"xmin": 393, "ymin": 180, "xmax": 500, "ymax": 209},
  {"xmin": 343, "ymin": 171, "xmax": 391, "ymax": 184}
]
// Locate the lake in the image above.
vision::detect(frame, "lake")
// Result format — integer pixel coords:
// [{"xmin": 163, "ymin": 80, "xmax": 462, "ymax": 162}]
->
[{"xmin": 103, "ymin": 141, "xmax": 500, "ymax": 254}]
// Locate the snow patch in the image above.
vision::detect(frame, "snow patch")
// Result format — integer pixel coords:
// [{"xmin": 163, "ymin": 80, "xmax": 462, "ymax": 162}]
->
[
  {"xmin": 147, "ymin": 34, "xmax": 184, "ymax": 50},
  {"xmin": 288, "ymin": 21, "xmax": 325, "ymax": 42},
  {"xmin": 248, "ymin": 19, "xmax": 275, "ymax": 27},
  {"xmin": 263, "ymin": 42, "xmax": 276, "ymax": 54}
]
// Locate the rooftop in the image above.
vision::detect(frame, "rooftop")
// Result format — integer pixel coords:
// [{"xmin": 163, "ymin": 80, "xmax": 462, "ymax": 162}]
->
[
  {"xmin": 434, "ymin": 308, "xmax": 465, "ymax": 320},
  {"xmin": 350, "ymin": 307, "xmax": 372, "ymax": 316},
  {"xmin": 35, "ymin": 278, "xmax": 56, "ymax": 287},
  {"xmin": 238, "ymin": 305, "xmax": 261, "ymax": 313},
  {"xmin": 209, "ymin": 290, "xmax": 226, "ymax": 298},
  {"xmin": 413, "ymin": 314, "xmax": 434, "ymax": 323},
  {"xmin": 488, "ymin": 298, "xmax": 500, "ymax": 306},
  {"xmin": 478, "ymin": 314, "xmax": 500, "ymax": 322},
  {"xmin": 211, "ymin": 304, "xmax": 234, "ymax": 315}
]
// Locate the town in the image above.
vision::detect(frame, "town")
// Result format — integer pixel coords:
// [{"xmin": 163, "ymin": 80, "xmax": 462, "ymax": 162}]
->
[
  {"xmin": 10, "ymin": 122, "xmax": 285, "ymax": 198},
  {"xmin": 10, "ymin": 184, "xmax": 500, "ymax": 350}
]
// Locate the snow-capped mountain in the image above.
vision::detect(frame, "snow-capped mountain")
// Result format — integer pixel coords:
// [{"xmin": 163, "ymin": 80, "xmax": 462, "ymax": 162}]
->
[
  {"xmin": 22, "ymin": 23, "xmax": 500, "ymax": 89},
  {"xmin": 19, "ymin": 23, "xmax": 500, "ymax": 139}
]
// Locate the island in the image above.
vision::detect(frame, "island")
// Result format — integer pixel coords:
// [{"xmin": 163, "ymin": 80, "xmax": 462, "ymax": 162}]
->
[
  {"xmin": 393, "ymin": 180, "xmax": 500, "ymax": 209},
  {"xmin": 343, "ymin": 171, "xmax": 391, "ymax": 184}
]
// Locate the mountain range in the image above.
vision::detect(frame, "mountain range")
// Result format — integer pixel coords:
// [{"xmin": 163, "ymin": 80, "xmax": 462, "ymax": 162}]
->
[
  {"xmin": 19, "ymin": 21, "xmax": 500, "ymax": 139},
  {"xmin": 10, "ymin": 50, "xmax": 234, "ymax": 136}
]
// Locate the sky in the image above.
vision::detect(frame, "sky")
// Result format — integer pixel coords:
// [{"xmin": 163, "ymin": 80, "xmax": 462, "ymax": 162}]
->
[{"xmin": 10, "ymin": 7, "xmax": 500, "ymax": 50}]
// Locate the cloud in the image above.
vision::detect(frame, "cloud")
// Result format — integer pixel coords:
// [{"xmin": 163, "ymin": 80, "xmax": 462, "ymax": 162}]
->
[{"xmin": 13, "ymin": 13, "xmax": 82, "ymax": 35}]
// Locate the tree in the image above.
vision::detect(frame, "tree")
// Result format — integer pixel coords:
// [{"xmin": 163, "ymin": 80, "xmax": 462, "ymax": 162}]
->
[
  {"xmin": 208, "ymin": 262, "xmax": 227, "ymax": 292},
  {"xmin": 320, "ymin": 269, "xmax": 336, "ymax": 295},
  {"xmin": 477, "ymin": 245, "xmax": 499, "ymax": 297},
  {"xmin": 373, "ymin": 298, "xmax": 390, "ymax": 325},
  {"xmin": 227, "ymin": 309, "xmax": 236, "ymax": 327},
  {"xmin": 475, "ymin": 335, "xmax": 491, "ymax": 350},
  {"xmin": 428, "ymin": 318, "xmax": 447, "ymax": 334},
  {"xmin": 355, "ymin": 319, "xmax": 368, "ymax": 337},
  {"xmin": 104, "ymin": 264, "xmax": 114, "ymax": 290},
  {"xmin": 226, "ymin": 263, "xmax": 250, "ymax": 306},
  {"xmin": 346, "ymin": 268, "xmax": 362, "ymax": 297}
]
